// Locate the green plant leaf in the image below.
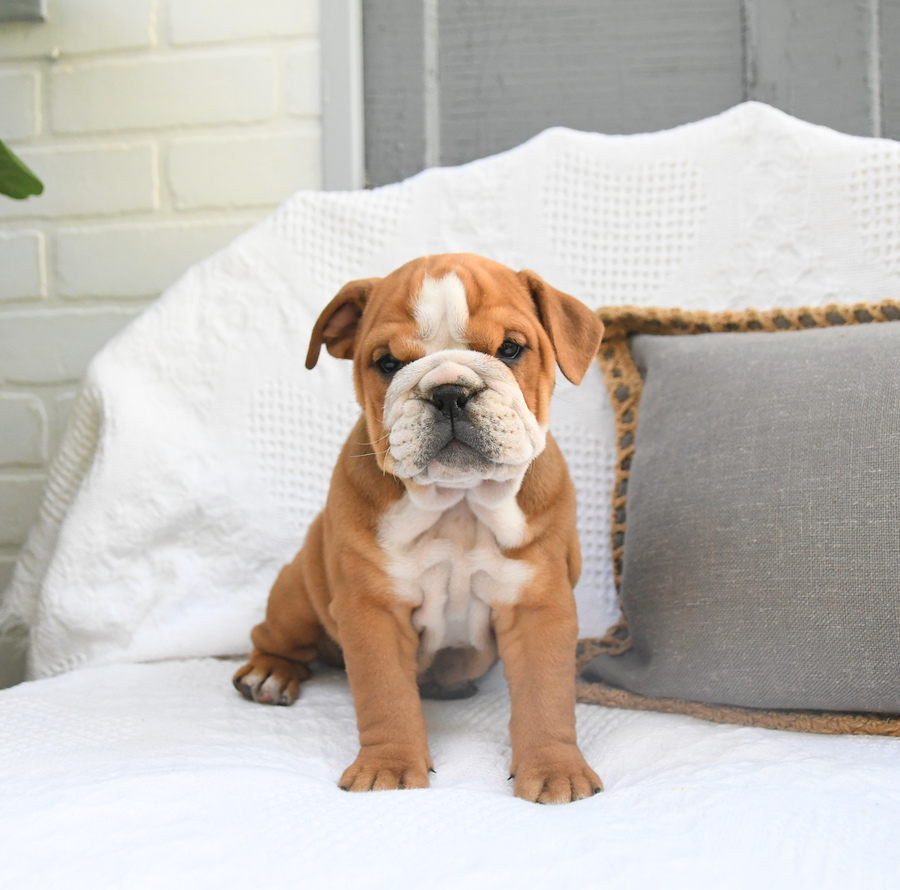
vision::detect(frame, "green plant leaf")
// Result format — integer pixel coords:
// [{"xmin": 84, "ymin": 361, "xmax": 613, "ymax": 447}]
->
[{"xmin": 0, "ymin": 137, "xmax": 44, "ymax": 200}]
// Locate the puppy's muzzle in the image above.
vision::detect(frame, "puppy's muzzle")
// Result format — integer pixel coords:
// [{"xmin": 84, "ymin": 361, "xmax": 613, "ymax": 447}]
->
[
  {"xmin": 424, "ymin": 383, "xmax": 488, "ymax": 468},
  {"xmin": 383, "ymin": 349, "xmax": 547, "ymax": 485}
]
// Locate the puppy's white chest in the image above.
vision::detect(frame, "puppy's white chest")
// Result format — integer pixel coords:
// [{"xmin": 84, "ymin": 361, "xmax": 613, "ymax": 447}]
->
[{"xmin": 379, "ymin": 491, "xmax": 532, "ymax": 657}]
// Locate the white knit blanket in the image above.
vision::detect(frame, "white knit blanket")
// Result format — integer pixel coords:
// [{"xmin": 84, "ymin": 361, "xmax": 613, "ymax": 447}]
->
[
  {"xmin": 5, "ymin": 101, "xmax": 900, "ymax": 679},
  {"xmin": 3, "ymin": 658, "xmax": 899, "ymax": 889}
]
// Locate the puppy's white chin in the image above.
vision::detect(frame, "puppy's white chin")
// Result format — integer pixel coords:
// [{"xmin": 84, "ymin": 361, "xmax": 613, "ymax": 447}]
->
[{"xmin": 409, "ymin": 456, "xmax": 528, "ymax": 489}]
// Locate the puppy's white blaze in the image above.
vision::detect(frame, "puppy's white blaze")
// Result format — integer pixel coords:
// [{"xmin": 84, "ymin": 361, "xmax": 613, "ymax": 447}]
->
[{"xmin": 414, "ymin": 272, "xmax": 470, "ymax": 350}]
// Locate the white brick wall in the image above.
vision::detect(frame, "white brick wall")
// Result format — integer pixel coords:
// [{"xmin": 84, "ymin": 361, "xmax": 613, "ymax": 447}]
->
[
  {"xmin": 168, "ymin": 0, "xmax": 317, "ymax": 46},
  {"xmin": 0, "ymin": 307, "xmax": 143, "ymax": 383},
  {"xmin": 0, "ymin": 0, "xmax": 322, "ymax": 675},
  {"xmin": 167, "ymin": 131, "xmax": 320, "ymax": 209},
  {"xmin": 0, "ymin": 231, "xmax": 45, "ymax": 300},
  {"xmin": 56, "ymin": 220, "xmax": 255, "ymax": 297},
  {"xmin": 0, "ymin": 143, "xmax": 159, "ymax": 218},
  {"xmin": 286, "ymin": 43, "xmax": 321, "ymax": 118},
  {"xmin": 50, "ymin": 51, "xmax": 279, "ymax": 133},
  {"xmin": 0, "ymin": 394, "xmax": 46, "ymax": 466},
  {"xmin": 0, "ymin": 475, "xmax": 44, "ymax": 545},
  {"xmin": 0, "ymin": 70, "xmax": 40, "ymax": 140}
]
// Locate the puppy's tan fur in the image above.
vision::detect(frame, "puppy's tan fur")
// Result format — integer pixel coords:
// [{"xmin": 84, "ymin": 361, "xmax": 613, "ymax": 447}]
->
[{"xmin": 234, "ymin": 254, "xmax": 604, "ymax": 803}]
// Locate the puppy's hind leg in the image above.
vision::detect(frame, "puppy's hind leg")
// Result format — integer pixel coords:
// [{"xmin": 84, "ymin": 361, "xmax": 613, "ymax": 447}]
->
[{"xmin": 233, "ymin": 548, "xmax": 324, "ymax": 706}]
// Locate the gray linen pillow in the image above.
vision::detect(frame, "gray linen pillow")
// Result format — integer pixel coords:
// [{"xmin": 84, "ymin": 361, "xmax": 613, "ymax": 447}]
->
[{"xmin": 581, "ymin": 308, "xmax": 900, "ymax": 719}]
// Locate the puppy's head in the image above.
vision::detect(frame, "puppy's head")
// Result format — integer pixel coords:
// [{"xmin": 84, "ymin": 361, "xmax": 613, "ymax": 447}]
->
[{"xmin": 306, "ymin": 254, "xmax": 603, "ymax": 488}]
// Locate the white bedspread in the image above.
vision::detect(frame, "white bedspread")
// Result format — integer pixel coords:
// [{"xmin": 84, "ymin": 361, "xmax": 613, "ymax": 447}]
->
[{"xmin": 2, "ymin": 658, "xmax": 898, "ymax": 889}]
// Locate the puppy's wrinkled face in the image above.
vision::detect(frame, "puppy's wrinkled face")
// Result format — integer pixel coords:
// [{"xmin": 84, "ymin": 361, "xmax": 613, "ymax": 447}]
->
[
  {"xmin": 381, "ymin": 274, "xmax": 547, "ymax": 486},
  {"xmin": 306, "ymin": 254, "xmax": 604, "ymax": 490},
  {"xmin": 360, "ymin": 263, "xmax": 557, "ymax": 488}
]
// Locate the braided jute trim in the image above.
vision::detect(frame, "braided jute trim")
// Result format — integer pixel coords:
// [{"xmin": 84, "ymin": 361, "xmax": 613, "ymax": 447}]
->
[
  {"xmin": 576, "ymin": 298, "xmax": 900, "ymax": 735},
  {"xmin": 574, "ymin": 676, "xmax": 900, "ymax": 736}
]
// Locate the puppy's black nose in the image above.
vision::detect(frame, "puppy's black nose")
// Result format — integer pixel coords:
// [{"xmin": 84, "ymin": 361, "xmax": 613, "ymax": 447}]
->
[{"xmin": 429, "ymin": 384, "xmax": 470, "ymax": 420}]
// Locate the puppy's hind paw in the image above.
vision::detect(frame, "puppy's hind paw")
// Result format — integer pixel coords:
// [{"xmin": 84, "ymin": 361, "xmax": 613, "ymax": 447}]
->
[{"xmin": 232, "ymin": 654, "xmax": 309, "ymax": 706}]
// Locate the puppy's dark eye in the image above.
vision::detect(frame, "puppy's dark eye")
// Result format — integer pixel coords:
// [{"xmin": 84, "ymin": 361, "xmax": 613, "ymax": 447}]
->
[
  {"xmin": 496, "ymin": 340, "xmax": 524, "ymax": 363},
  {"xmin": 375, "ymin": 353, "xmax": 404, "ymax": 376}
]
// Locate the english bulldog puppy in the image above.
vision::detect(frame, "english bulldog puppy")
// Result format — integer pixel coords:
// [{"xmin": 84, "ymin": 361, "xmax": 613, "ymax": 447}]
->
[{"xmin": 234, "ymin": 253, "xmax": 604, "ymax": 804}]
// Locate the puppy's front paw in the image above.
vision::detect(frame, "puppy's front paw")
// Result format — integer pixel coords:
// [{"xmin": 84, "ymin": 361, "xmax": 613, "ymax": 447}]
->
[
  {"xmin": 339, "ymin": 746, "xmax": 433, "ymax": 792},
  {"xmin": 512, "ymin": 745, "xmax": 602, "ymax": 804},
  {"xmin": 232, "ymin": 653, "xmax": 310, "ymax": 706}
]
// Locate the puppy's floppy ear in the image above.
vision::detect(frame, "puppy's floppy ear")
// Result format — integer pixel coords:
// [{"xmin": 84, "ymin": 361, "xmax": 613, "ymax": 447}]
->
[
  {"xmin": 306, "ymin": 278, "xmax": 382, "ymax": 369},
  {"xmin": 517, "ymin": 270, "xmax": 604, "ymax": 385}
]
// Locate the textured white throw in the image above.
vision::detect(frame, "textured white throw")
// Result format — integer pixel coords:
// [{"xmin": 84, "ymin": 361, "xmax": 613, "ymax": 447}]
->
[
  {"xmin": 5, "ymin": 101, "xmax": 900, "ymax": 679},
  {"xmin": 1, "ymin": 657, "xmax": 898, "ymax": 888}
]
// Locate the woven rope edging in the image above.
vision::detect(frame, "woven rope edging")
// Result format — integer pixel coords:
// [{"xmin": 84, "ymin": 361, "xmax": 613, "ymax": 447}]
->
[
  {"xmin": 574, "ymin": 676, "xmax": 900, "ymax": 736},
  {"xmin": 576, "ymin": 298, "xmax": 900, "ymax": 735}
]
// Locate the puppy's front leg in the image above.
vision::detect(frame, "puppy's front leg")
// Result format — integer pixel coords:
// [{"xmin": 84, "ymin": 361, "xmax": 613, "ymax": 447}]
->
[
  {"xmin": 335, "ymin": 595, "xmax": 433, "ymax": 792},
  {"xmin": 493, "ymin": 592, "xmax": 602, "ymax": 804}
]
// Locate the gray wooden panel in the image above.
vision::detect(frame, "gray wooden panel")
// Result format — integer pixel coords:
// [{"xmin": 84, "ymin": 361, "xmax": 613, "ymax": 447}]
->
[
  {"xmin": 362, "ymin": 0, "xmax": 427, "ymax": 186},
  {"xmin": 744, "ymin": 0, "xmax": 876, "ymax": 137},
  {"xmin": 362, "ymin": 0, "xmax": 890, "ymax": 187},
  {"xmin": 882, "ymin": 0, "xmax": 900, "ymax": 140},
  {"xmin": 437, "ymin": 0, "xmax": 744, "ymax": 167}
]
